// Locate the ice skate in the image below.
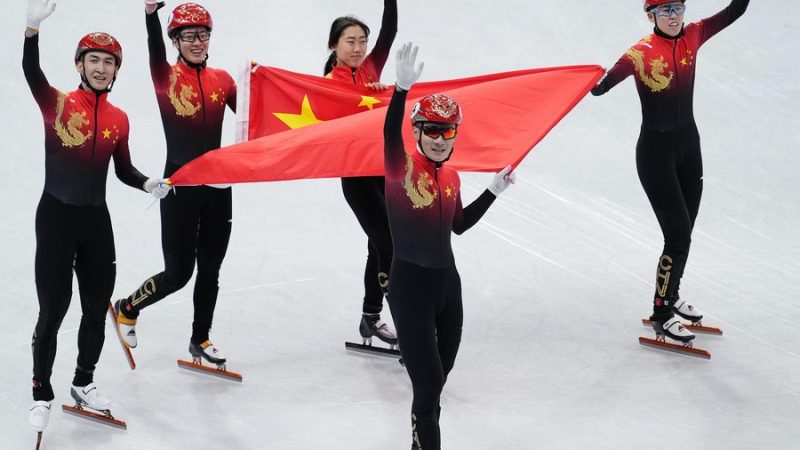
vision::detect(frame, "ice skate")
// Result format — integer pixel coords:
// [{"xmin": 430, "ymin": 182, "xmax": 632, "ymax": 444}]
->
[
  {"xmin": 62, "ymin": 383, "xmax": 127, "ymax": 429},
  {"xmin": 178, "ymin": 340, "xmax": 242, "ymax": 382},
  {"xmin": 70, "ymin": 383, "xmax": 111, "ymax": 412},
  {"xmin": 189, "ymin": 340, "xmax": 227, "ymax": 367},
  {"xmin": 113, "ymin": 299, "xmax": 137, "ymax": 349},
  {"xmin": 673, "ymin": 297, "xmax": 703, "ymax": 324},
  {"xmin": 28, "ymin": 400, "xmax": 51, "ymax": 432},
  {"xmin": 639, "ymin": 315, "xmax": 710, "ymax": 359},
  {"xmin": 359, "ymin": 313, "xmax": 398, "ymax": 348}
]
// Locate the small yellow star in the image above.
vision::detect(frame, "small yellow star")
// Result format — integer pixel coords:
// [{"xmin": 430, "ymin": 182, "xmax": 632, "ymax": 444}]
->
[
  {"xmin": 358, "ymin": 95, "xmax": 381, "ymax": 110},
  {"xmin": 274, "ymin": 95, "xmax": 322, "ymax": 130},
  {"xmin": 102, "ymin": 128, "xmax": 112, "ymax": 139},
  {"xmin": 210, "ymin": 91, "xmax": 219, "ymax": 103}
]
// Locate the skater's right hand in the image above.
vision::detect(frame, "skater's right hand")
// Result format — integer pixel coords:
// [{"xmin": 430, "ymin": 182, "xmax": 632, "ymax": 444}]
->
[
  {"xmin": 144, "ymin": 0, "xmax": 161, "ymax": 15},
  {"xmin": 26, "ymin": 0, "xmax": 57, "ymax": 31},
  {"xmin": 395, "ymin": 42, "xmax": 424, "ymax": 91},
  {"xmin": 144, "ymin": 178, "xmax": 171, "ymax": 199}
]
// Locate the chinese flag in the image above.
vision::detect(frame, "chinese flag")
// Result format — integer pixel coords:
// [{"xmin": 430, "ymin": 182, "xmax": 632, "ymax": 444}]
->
[{"xmin": 169, "ymin": 64, "xmax": 603, "ymax": 186}]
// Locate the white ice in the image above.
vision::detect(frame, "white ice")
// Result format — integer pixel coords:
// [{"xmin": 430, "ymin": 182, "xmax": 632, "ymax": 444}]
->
[{"xmin": 1, "ymin": 1, "xmax": 798, "ymax": 449}]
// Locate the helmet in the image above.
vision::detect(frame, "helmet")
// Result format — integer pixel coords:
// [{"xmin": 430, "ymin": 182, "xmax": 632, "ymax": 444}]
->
[
  {"xmin": 410, "ymin": 94, "xmax": 462, "ymax": 125},
  {"xmin": 643, "ymin": 0, "xmax": 685, "ymax": 12},
  {"xmin": 75, "ymin": 32, "xmax": 123, "ymax": 66},
  {"xmin": 167, "ymin": 3, "xmax": 213, "ymax": 37}
]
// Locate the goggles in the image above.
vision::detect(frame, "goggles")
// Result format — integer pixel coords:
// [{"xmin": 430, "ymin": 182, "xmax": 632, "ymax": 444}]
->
[
  {"xmin": 177, "ymin": 30, "xmax": 211, "ymax": 43},
  {"xmin": 651, "ymin": 3, "xmax": 686, "ymax": 17},
  {"xmin": 418, "ymin": 123, "xmax": 458, "ymax": 140}
]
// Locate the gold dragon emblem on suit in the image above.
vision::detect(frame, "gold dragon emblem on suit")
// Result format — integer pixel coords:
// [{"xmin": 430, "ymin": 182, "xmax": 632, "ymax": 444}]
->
[
  {"xmin": 169, "ymin": 66, "xmax": 201, "ymax": 117},
  {"xmin": 54, "ymin": 93, "xmax": 92, "ymax": 148},
  {"xmin": 625, "ymin": 40, "xmax": 674, "ymax": 93},
  {"xmin": 403, "ymin": 154, "xmax": 437, "ymax": 209}
]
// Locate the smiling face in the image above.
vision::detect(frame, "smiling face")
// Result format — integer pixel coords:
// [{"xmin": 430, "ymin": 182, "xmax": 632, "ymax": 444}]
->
[
  {"xmin": 331, "ymin": 25, "xmax": 368, "ymax": 68},
  {"xmin": 76, "ymin": 51, "xmax": 119, "ymax": 91},
  {"xmin": 413, "ymin": 123, "xmax": 457, "ymax": 163},
  {"xmin": 172, "ymin": 26, "xmax": 211, "ymax": 65},
  {"xmin": 648, "ymin": 3, "xmax": 686, "ymax": 37}
]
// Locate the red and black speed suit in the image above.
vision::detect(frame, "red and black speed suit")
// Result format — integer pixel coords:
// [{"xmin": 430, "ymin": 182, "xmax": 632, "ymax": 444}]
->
[
  {"xmin": 117, "ymin": 11, "xmax": 236, "ymax": 347},
  {"xmin": 384, "ymin": 88, "xmax": 497, "ymax": 450},
  {"xmin": 23, "ymin": 34, "xmax": 149, "ymax": 401},
  {"xmin": 592, "ymin": 0, "xmax": 748, "ymax": 320},
  {"xmin": 326, "ymin": 0, "xmax": 397, "ymax": 314}
]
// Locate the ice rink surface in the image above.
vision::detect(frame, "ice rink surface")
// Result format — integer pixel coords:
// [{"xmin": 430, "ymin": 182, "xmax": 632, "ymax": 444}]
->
[{"xmin": 0, "ymin": 1, "xmax": 797, "ymax": 449}]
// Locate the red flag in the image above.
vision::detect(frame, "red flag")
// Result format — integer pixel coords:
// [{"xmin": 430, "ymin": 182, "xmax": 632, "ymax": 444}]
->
[{"xmin": 170, "ymin": 64, "xmax": 603, "ymax": 186}]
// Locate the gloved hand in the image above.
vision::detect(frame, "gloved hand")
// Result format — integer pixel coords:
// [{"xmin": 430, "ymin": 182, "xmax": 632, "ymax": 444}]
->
[
  {"xmin": 591, "ymin": 79, "xmax": 608, "ymax": 96},
  {"xmin": 144, "ymin": 178, "xmax": 171, "ymax": 199},
  {"xmin": 488, "ymin": 166, "xmax": 516, "ymax": 196},
  {"xmin": 144, "ymin": 0, "xmax": 162, "ymax": 14},
  {"xmin": 395, "ymin": 42, "xmax": 424, "ymax": 91},
  {"xmin": 27, "ymin": 0, "xmax": 57, "ymax": 30}
]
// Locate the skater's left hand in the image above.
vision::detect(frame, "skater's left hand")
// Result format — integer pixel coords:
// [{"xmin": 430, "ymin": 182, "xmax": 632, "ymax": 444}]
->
[{"xmin": 488, "ymin": 165, "xmax": 516, "ymax": 196}]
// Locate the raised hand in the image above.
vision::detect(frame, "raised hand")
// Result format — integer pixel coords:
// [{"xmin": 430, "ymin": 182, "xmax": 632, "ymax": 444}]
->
[
  {"xmin": 26, "ymin": 0, "xmax": 57, "ymax": 31},
  {"xmin": 395, "ymin": 42, "xmax": 424, "ymax": 91}
]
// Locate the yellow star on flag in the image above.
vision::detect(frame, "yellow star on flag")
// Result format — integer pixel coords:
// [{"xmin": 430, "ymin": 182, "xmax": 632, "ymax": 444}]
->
[
  {"xmin": 358, "ymin": 95, "xmax": 381, "ymax": 110},
  {"xmin": 102, "ymin": 128, "xmax": 112, "ymax": 139},
  {"xmin": 274, "ymin": 95, "xmax": 322, "ymax": 129}
]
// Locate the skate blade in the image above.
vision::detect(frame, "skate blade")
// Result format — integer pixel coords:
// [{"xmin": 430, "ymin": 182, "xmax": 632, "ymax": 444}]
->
[
  {"xmin": 61, "ymin": 404, "xmax": 127, "ymax": 430},
  {"xmin": 107, "ymin": 302, "xmax": 137, "ymax": 370},
  {"xmin": 345, "ymin": 341, "xmax": 401, "ymax": 358},
  {"xmin": 638, "ymin": 336, "xmax": 711, "ymax": 359},
  {"xmin": 177, "ymin": 359, "xmax": 243, "ymax": 382},
  {"xmin": 641, "ymin": 318, "xmax": 723, "ymax": 335}
]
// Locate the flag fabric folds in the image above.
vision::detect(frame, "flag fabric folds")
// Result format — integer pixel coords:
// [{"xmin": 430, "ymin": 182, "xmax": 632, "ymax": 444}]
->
[{"xmin": 169, "ymin": 64, "xmax": 604, "ymax": 186}]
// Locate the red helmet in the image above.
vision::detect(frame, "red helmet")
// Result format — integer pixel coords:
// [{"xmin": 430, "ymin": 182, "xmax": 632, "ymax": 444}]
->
[
  {"xmin": 167, "ymin": 3, "xmax": 213, "ymax": 37},
  {"xmin": 643, "ymin": 0, "xmax": 685, "ymax": 12},
  {"xmin": 410, "ymin": 94, "xmax": 463, "ymax": 125},
  {"xmin": 74, "ymin": 32, "xmax": 123, "ymax": 66}
]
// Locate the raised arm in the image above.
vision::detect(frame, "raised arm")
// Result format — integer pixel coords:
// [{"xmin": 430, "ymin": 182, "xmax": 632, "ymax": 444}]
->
[
  {"xmin": 145, "ymin": 1, "xmax": 171, "ymax": 90},
  {"xmin": 368, "ymin": 0, "xmax": 398, "ymax": 74},
  {"xmin": 22, "ymin": 0, "xmax": 58, "ymax": 108},
  {"xmin": 384, "ymin": 43, "xmax": 424, "ymax": 179},
  {"xmin": 695, "ymin": 0, "xmax": 750, "ymax": 45}
]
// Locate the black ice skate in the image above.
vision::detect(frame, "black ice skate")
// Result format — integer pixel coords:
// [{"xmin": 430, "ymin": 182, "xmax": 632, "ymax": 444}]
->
[
  {"xmin": 345, "ymin": 314, "xmax": 401, "ymax": 360},
  {"xmin": 177, "ymin": 341, "xmax": 243, "ymax": 382}
]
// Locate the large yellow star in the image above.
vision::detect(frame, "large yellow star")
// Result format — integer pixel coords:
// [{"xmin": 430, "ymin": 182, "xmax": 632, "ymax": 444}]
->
[
  {"xmin": 358, "ymin": 95, "xmax": 381, "ymax": 110},
  {"xmin": 273, "ymin": 95, "xmax": 322, "ymax": 129},
  {"xmin": 210, "ymin": 91, "xmax": 219, "ymax": 103},
  {"xmin": 445, "ymin": 186, "xmax": 453, "ymax": 197},
  {"xmin": 680, "ymin": 58, "xmax": 688, "ymax": 66},
  {"xmin": 102, "ymin": 128, "xmax": 112, "ymax": 139}
]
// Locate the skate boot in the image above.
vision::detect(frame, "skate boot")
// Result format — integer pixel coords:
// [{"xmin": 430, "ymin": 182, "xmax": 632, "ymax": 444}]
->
[
  {"xmin": 652, "ymin": 316, "xmax": 695, "ymax": 344},
  {"xmin": 673, "ymin": 297, "xmax": 704, "ymax": 324},
  {"xmin": 189, "ymin": 341, "xmax": 227, "ymax": 368},
  {"xmin": 70, "ymin": 383, "xmax": 111, "ymax": 412},
  {"xmin": 360, "ymin": 313, "xmax": 398, "ymax": 348},
  {"xmin": 28, "ymin": 400, "xmax": 51, "ymax": 432},
  {"xmin": 114, "ymin": 299, "xmax": 137, "ymax": 348}
]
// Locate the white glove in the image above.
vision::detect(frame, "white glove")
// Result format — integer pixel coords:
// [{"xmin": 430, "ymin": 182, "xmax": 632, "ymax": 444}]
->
[
  {"xmin": 488, "ymin": 166, "xmax": 516, "ymax": 196},
  {"xmin": 395, "ymin": 42, "xmax": 424, "ymax": 91},
  {"xmin": 26, "ymin": 0, "xmax": 57, "ymax": 30},
  {"xmin": 144, "ymin": 0, "xmax": 160, "ymax": 14},
  {"xmin": 144, "ymin": 178, "xmax": 171, "ymax": 199}
]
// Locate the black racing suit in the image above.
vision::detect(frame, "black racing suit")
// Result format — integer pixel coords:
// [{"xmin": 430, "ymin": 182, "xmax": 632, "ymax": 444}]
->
[
  {"xmin": 593, "ymin": 0, "xmax": 749, "ymax": 319},
  {"xmin": 384, "ymin": 88, "xmax": 497, "ymax": 449},
  {"xmin": 23, "ymin": 35, "xmax": 148, "ymax": 400}
]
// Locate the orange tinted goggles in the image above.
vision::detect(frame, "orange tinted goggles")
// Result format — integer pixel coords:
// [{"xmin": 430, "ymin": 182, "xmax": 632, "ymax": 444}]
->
[{"xmin": 419, "ymin": 124, "xmax": 458, "ymax": 140}]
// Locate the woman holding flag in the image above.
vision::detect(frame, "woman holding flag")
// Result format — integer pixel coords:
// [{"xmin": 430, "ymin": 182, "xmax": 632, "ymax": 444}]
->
[
  {"xmin": 591, "ymin": 0, "xmax": 749, "ymax": 343},
  {"xmin": 386, "ymin": 43, "xmax": 515, "ymax": 449},
  {"xmin": 324, "ymin": 0, "xmax": 399, "ymax": 350},
  {"xmin": 114, "ymin": 1, "xmax": 237, "ymax": 368}
]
